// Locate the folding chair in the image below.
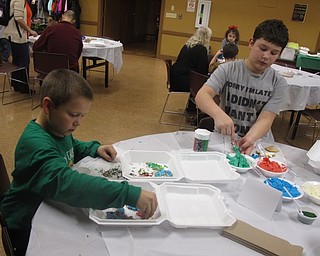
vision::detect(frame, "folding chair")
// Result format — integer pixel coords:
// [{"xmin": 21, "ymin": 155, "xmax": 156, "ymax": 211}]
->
[
  {"xmin": 286, "ymin": 105, "xmax": 320, "ymax": 144},
  {"xmin": 0, "ymin": 52, "xmax": 31, "ymax": 105},
  {"xmin": 159, "ymin": 59, "xmax": 193, "ymax": 128},
  {"xmin": 32, "ymin": 52, "xmax": 70, "ymax": 109},
  {"xmin": 0, "ymin": 153, "xmax": 14, "ymax": 256},
  {"xmin": 189, "ymin": 70, "xmax": 209, "ymax": 126}
]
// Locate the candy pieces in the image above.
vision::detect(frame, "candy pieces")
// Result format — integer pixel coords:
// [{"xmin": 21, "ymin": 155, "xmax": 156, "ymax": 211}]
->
[
  {"xmin": 129, "ymin": 162, "xmax": 173, "ymax": 177},
  {"xmin": 264, "ymin": 177, "xmax": 301, "ymax": 197},
  {"xmin": 105, "ymin": 205, "xmax": 143, "ymax": 219}
]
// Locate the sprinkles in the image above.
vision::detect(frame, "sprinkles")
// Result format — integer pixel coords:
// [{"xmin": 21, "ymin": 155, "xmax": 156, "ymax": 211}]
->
[{"xmin": 129, "ymin": 162, "xmax": 173, "ymax": 177}]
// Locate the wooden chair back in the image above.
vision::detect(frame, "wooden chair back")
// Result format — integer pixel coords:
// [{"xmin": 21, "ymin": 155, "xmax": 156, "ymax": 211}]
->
[
  {"xmin": 189, "ymin": 70, "xmax": 209, "ymax": 98},
  {"xmin": 33, "ymin": 52, "xmax": 70, "ymax": 80}
]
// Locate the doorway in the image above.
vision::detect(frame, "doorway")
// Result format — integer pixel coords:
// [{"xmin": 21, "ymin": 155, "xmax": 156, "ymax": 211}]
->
[{"xmin": 101, "ymin": 0, "xmax": 161, "ymax": 57}]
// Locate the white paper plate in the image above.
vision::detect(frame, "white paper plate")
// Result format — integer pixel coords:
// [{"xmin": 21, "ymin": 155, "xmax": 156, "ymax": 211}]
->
[
  {"xmin": 175, "ymin": 152, "xmax": 240, "ymax": 183},
  {"xmin": 280, "ymin": 71, "xmax": 294, "ymax": 78},
  {"xmin": 89, "ymin": 182, "xmax": 236, "ymax": 228}
]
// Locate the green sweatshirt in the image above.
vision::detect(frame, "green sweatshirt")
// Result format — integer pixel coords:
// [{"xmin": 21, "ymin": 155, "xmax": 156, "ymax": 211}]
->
[{"xmin": 0, "ymin": 120, "xmax": 141, "ymax": 250}]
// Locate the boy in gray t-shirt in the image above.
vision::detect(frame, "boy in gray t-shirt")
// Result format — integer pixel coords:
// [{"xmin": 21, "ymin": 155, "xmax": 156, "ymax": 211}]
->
[{"xmin": 195, "ymin": 19, "xmax": 289, "ymax": 154}]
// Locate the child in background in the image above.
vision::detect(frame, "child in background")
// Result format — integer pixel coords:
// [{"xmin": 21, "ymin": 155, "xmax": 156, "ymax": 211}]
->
[
  {"xmin": 221, "ymin": 25, "xmax": 240, "ymax": 48},
  {"xmin": 209, "ymin": 44, "xmax": 239, "ymax": 73},
  {"xmin": 0, "ymin": 69, "xmax": 158, "ymax": 255}
]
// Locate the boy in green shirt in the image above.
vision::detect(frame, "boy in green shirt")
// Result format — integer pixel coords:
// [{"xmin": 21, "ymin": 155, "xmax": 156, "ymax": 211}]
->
[{"xmin": 1, "ymin": 69, "xmax": 157, "ymax": 255}]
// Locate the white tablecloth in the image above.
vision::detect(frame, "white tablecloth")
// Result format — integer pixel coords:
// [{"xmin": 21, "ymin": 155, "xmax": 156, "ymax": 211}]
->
[
  {"xmin": 28, "ymin": 35, "xmax": 124, "ymax": 73},
  {"xmin": 26, "ymin": 132, "xmax": 320, "ymax": 256},
  {"xmin": 82, "ymin": 37, "xmax": 123, "ymax": 73},
  {"xmin": 272, "ymin": 64, "xmax": 320, "ymax": 111}
]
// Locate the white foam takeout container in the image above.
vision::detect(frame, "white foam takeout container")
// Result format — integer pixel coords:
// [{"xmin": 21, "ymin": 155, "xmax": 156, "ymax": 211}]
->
[
  {"xmin": 121, "ymin": 150, "xmax": 240, "ymax": 184},
  {"xmin": 307, "ymin": 140, "xmax": 320, "ymax": 175},
  {"xmin": 89, "ymin": 182, "xmax": 236, "ymax": 228}
]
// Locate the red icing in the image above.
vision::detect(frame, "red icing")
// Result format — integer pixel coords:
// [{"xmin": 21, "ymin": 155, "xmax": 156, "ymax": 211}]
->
[{"xmin": 258, "ymin": 157, "xmax": 287, "ymax": 173}]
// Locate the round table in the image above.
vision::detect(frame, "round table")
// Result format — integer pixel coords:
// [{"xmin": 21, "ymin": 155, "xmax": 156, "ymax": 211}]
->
[{"xmin": 26, "ymin": 132, "xmax": 320, "ymax": 256}]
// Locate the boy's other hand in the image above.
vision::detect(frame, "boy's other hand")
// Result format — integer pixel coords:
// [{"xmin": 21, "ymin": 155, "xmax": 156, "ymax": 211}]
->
[
  {"xmin": 97, "ymin": 145, "xmax": 117, "ymax": 162},
  {"xmin": 136, "ymin": 190, "xmax": 158, "ymax": 219},
  {"xmin": 238, "ymin": 135, "xmax": 255, "ymax": 155},
  {"xmin": 214, "ymin": 113, "xmax": 235, "ymax": 141}
]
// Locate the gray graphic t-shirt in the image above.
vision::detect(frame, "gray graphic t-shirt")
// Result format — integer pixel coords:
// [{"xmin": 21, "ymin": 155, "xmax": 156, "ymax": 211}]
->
[{"xmin": 206, "ymin": 60, "xmax": 287, "ymax": 137}]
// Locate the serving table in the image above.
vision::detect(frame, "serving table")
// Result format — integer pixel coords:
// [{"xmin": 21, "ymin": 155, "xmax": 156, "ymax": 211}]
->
[
  {"xmin": 296, "ymin": 54, "xmax": 320, "ymax": 72},
  {"xmin": 26, "ymin": 132, "xmax": 320, "ymax": 256},
  {"xmin": 271, "ymin": 64, "xmax": 320, "ymax": 139},
  {"xmin": 28, "ymin": 36, "xmax": 123, "ymax": 88},
  {"xmin": 82, "ymin": 37, "xmax": 123, "ymax": 88}
]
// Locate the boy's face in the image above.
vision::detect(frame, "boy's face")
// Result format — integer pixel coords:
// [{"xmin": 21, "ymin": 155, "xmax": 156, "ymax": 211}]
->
[
  {"xmin": 47, "ymin": 96, "xmax": 92, "ymax": 137},
  {"xmin": 247, "ymin": 38, "xmax": 282, "ymax": 74}
]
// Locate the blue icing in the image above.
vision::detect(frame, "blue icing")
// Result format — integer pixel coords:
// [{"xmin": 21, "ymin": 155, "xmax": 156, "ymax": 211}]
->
[{"xmin": 264, "ymin": 177, "xmax": 301, "ymax": 197}]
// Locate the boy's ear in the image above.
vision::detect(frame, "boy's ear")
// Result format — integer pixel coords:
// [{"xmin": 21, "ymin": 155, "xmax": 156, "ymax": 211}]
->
[
  {"xmin": 42, "ymin": 97, "xmax": 53, "ymax": 114},
  {"xmin": 248, "ymin": 37, "xmax": 255, "ymax": 48}
]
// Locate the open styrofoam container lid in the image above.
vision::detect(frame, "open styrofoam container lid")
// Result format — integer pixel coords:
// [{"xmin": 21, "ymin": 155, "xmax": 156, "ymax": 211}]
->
[
  {"xmin": 307, "ymin": 140, "xmax": 320, "ymax": 162},
  {"xmin": 158, "ymin": 182, "xmax": 236, "ymax": 228},
  {"xmin": 175, "ymin": 152, "xmax": 240, "ymax": 183},
  {"xmin": 89, "ymin": 182, "xmax": 236, "ymax": 228},
  {"xmin": 120, "ymin": 150, "xmax": 240, "ymax": 184}
]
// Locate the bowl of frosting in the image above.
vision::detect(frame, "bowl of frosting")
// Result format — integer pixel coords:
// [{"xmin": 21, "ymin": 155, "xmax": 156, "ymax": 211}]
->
[
  {"xmin": 226, "ymin": 153, "xmax": 256, "ymax": 174},
  {"xmin": 264, "ymin": 177, "xmax": 303, "ymax": 202},
  {"xmin": 302, "ymin": 181, "xmax": 320, "ymax": 205},
  {"xmin": 256, "ymin": 157, "xmax": 288, "ymax": 178}
]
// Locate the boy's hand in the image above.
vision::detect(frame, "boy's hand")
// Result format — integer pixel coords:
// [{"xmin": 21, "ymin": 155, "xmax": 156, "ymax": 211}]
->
[
  {"xmin": 214, "ymin": 113, "xmax": 235, "ymax": 141},
  {"xmin": 237, "ymin": 135, "xmax": 255, "ymax": 155},
  {"xmin": 97, "ymin": 145, "xmax": 117, "ymax": 162},
  {"xmin": 136, "ymin": 189, "xmax": 158, "ymax": 219}
]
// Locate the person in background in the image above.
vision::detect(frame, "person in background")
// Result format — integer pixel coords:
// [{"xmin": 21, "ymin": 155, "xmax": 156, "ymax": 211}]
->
[
  {"xmin": 4, "ymin": 0, "xmax": 38, "ymax": 93},
  {"xmin": 0, "ymin": 25, "xmax": 11, "ymax": 62},
  {"xmin": 221, "ymin": 25, "xmax": 240, "ymax": 48},
  {"xmin": 209, "ymin": 44, "xmax": 239, "ymax": 73},
  {"xmin": 195, "ymin": 19, "xmax": 289, "ymax": 154},
  {"xmin": 0, "ymin": 69, "xmax": 158, "ymax": 256},
  {"xmin": 170, "ymin": 26, "xmax": 212, "ymax": 112},
  {"xmin": 33, "ymin": 10, "xmax": 82, "ymax": 72}
]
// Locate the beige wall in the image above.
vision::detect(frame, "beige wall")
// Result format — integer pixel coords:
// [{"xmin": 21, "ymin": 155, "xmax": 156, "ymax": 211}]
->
[
  {"xmin": 78, "ymin": 0, "xmax": 320, "ymax": 59},
  {"xmin": 78, "ymin": 0, "xmax": 100, "ymax": 36},
  {"xmin": 158, "ymin": 0, "xmax": 320, "ymax": 59}
]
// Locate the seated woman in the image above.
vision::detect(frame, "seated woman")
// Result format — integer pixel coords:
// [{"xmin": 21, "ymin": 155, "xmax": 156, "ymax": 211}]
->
[{"xmin": 170, "ymin": 27, "xmax": 212, "ymax": 112}]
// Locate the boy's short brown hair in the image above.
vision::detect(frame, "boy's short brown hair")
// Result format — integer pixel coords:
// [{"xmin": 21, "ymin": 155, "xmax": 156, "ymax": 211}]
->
[
  {"xmin": 253, "ymin": 19, "xmax": 289, "ymax": 50},
  {"xmin": 40, "ymin": 69, "xmax": 93, "ymax": 107}
]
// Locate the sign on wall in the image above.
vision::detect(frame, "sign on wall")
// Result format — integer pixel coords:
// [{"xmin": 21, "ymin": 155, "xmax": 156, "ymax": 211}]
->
[
  {"xmin": 291, "ymin": 3, "xmax": 308, "ymax": 22},
  {"xmin": 195, "ymin": 0, "xmax": 211, "ymax": 28},
  {"xmin": 187, "ymin": 0, "xmax": 196, "ymax": 12}
]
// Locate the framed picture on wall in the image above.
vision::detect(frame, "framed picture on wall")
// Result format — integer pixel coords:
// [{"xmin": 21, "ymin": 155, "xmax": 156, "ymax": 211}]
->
[{"xmin": 195, "ymin": 0, "xmax": 211, "ymax": 28}]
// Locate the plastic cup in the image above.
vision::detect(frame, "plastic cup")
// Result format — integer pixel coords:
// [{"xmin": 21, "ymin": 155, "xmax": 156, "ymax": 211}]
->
[{"xmin": 193, "ymin": 129, "xmax": 211, "ymax": 152}]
